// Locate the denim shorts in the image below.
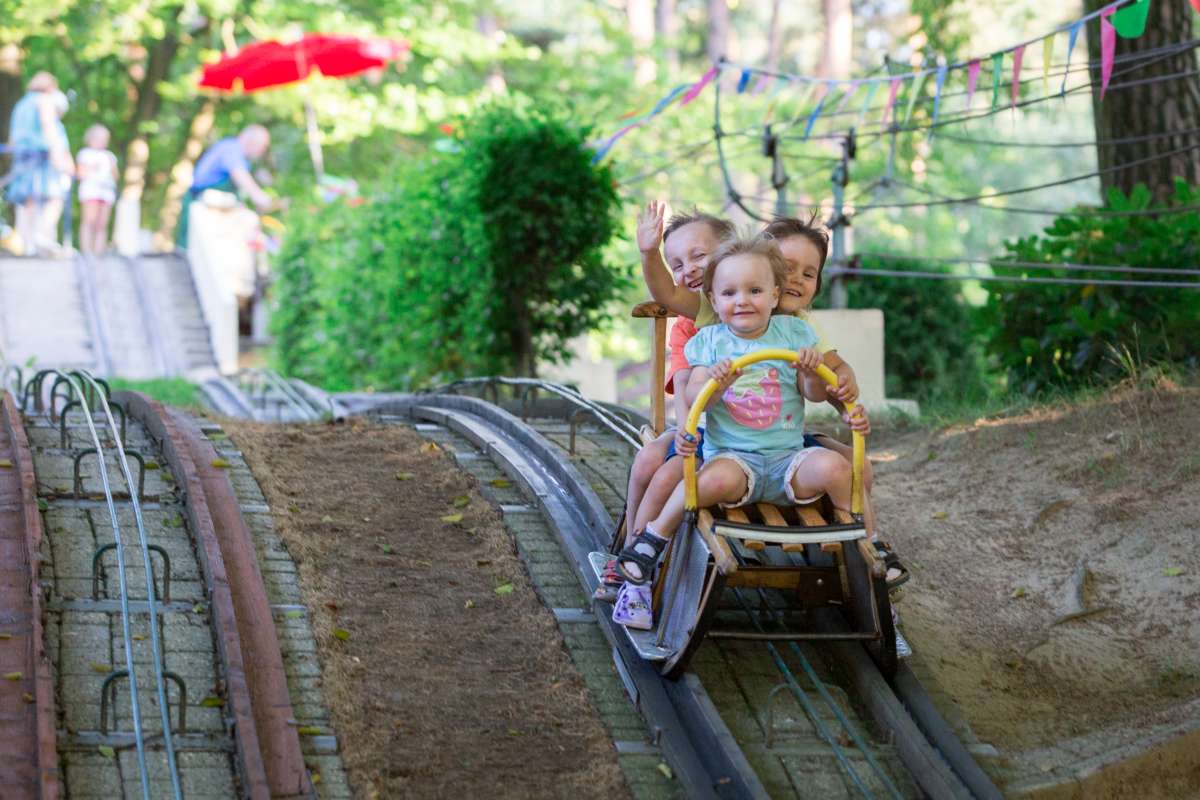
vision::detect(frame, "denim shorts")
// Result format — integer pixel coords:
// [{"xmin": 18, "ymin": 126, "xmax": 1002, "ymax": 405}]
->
[
  {"xmin": 664, "ymin": 426, "xmax": 705, "ymax": 461},
  {"xmin": 707, "ymin": 446, "xmax": 827, "ymax": 507}
]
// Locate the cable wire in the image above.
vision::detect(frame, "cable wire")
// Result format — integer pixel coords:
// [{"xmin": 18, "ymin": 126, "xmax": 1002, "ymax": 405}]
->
[
  {"xmin": 858, "ymin": 252, "xmax": 1200, "ymax": 276},
  {"xmin": 841, "ymin": 265, "xmax": 1200, "ymax": 289}
]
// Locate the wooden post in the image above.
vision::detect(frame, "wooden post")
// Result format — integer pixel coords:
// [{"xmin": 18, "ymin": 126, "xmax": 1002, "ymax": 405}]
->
[{"xmin": 632, "ymin": 302, "xmax": 674, "ymax": 435}]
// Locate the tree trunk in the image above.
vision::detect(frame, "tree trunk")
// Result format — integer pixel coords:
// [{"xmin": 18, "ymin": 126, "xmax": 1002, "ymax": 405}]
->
[
  {"xmin": 764, "ymin": 0, "xmax": 784, "ymax": 72},
  {"xmin": 155, "ymin": 99, "xmax": 216, "ymax": 248},
  {"xmin": 120, "ymin": 24, "xmax": 181, "ymax": 205},
  {"xmin": 707, "ymin": 0, "xmax": 729, "ymax": 64},
  {"xmin": 0, "ymin": 43, "xmax": 22, "ymax": 178},
  {"xmin": 627, "ymin": 0, "xmax": 656, "ymax": 85},
  {"xmin": 656, "ymin": 0, "xmax": 678, "ymax": 71},
  {"xmin": 1084, "ymin": 0, "xmax": 1200, "ymax": 203},
  {"xmin": 820, "ymin": 0, "xmax": 853, "ymax": 79}
]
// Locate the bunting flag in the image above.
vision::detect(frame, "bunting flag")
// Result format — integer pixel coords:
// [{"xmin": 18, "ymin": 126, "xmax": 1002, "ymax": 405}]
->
[
  {"xmin": 681, "ymin": 66, "xmax": 719, "ymax": 105},
  {"xmin": 1062, "ymin": 22, "xmax": 1082, "ymax": 95},
  {"xmin": 751, "ymin": 73, "xmax": 773, "ymax": 95},
  {"xmin": 932, "ymin": 64, "xmax": 948, "ymax": 127},
  {"xmin": 736, "ymin": 68, "xmax": 752, "ymax": 94},
  {"xmin": 802, "ymin": 90, "xmax": 829, "ymax": 140},
  {"xmin": 966, "ymin": 59, "xmax": 982, "ymax": 107},
  {"xmin": 1011, "ymin": 44, "xmax": 1025, "ymax": 108},
  {"xmin": 1042, "ymin": 35, "xmax": 1054, "ymax": 95},
  {"xmin": 903, "ymin": 70, "xmax": 928, "ymax": 126},
  {"xmin": 990, "ymin": 52, "xmax": 1002, "ymax": 108},
  {"xmin": 881, "ymin": 77, "xmax": 902, "ymax": 126},
  {"xmin": 1100, "ymin": 8, "xmax": 1117, "ymax": 99},
  {"xmin": 1112, "ymin": 0, "xmax": 1151, "ymax": 38},
  {"xmin": 857, "ymin": 80, "xmax": 881, "ymax": 127},
  {"xmin": 835, "ymin": 80, "xmax": 862, "ymax": 115}
]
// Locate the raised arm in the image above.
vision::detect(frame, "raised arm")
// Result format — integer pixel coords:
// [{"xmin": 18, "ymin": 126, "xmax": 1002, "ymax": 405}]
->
[
  {"xmin": 229, "ymin": 167, "xmax": 273, "ymax": 212},
  {"xmin": 637, "ymin": 200, "xmax": 701, "ymax": 319}
]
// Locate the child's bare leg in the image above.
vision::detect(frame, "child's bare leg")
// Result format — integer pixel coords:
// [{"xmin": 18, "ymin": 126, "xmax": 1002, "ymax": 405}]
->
[
  {"xmin": 632, "ymin": 455, "xmax": 685, "ymax": 534},
  {"xmin": 624, "ymin": 432, "xmax": 672, "ymax": 547},
  {"xmin": 80, "ymin": 204, "xmax": 97, "ymax": 254},
  {"xmin": 94, "ymin": 203, "xmax": 112, "ymax": 252},
  {"xmin": 788, "ymin": 449, "xmax": 853, "ymax": 512},
  {"xmin": 810, "ymin": 435, "xmax": 875, "ymax": 533},
  {"xmin": 618, "ymin": 458, "xmax": 748, "ymax": 582}
]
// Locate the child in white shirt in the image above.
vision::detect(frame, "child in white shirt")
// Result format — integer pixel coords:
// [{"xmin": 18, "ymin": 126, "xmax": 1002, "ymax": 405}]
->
[{"xmin": 76, "ymin": 124, "xmax": 118, "ymax": 254}]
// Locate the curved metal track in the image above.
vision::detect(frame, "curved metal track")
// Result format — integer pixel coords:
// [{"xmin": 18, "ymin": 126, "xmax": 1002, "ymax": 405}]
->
[
  {"xmin": 6, "ymin": 370, "xmax": 313, "ymax": 799},
  {"xmin": 361, "ymin": 388, "xmax": 1000, "ymax": 800}
]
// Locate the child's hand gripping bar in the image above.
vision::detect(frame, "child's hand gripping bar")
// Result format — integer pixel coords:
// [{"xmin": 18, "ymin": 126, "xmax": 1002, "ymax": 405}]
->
[{"xmin": 682, "ymin": 349, "xmax": 865, "ymax": 517}]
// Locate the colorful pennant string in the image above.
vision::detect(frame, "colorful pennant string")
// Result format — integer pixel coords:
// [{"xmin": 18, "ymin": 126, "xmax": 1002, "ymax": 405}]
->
[
  {"xmin": 835, "ymin": 80, "xmax": 862, "ymax": 115},
  {"xmin": 931, "ymin": 64, "xmax": 948, "ymax": 127},
  {"xmin": 990, "ymin": 52, "xmax": 1002, "ymax": 108},
  {"xmin": 1100, "ymin": 8, "xmax": 1117, "ymax": 99},
  {"xmin": 882, "ymin": 77, "xmax": 902, "ymax": 126},
  {"xmin": 1112, "ymin": 0, "xmax": 1151, "ymax": 38},
  {"xmin": 903, "ymin": 70, "xmax": 927, "ymax": 126},
  {"xmin": 680, "ymin": 66, "xmax": 719, "ymax": 105},
  {"xmin": 802, "ymin": 91, "xmax": 829, "ymax": 140},
  {"xmin": 966, "ymin": 59, "xmax": 982, "ymax": 108},
  {"xmin": 1011, "ymin": 44, "xmax": 1025, "ymax": 108},
  {"xmin": 736, "ymin": 68, "xmax": 752, "ymax": 94},
  {"xmin": 1062, "ymin": 22, "xmax": 1082, "ymax": 95},
  {"xmin": 1042, "ymin": 34, "xmax": 1054, "ymax": 95},
  {"xmin": 857, "ymin": 80, "xmax": 880, "ymax": 127}
]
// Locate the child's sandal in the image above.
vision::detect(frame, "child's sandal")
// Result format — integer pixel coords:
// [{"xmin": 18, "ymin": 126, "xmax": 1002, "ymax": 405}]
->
[
  {"xmin": 616, "ymin": 531, "xmax": 668, "ymax": 585},
  {"xmin": 872, "ymin": 540, "xmax": 910, "ymax": 589}
]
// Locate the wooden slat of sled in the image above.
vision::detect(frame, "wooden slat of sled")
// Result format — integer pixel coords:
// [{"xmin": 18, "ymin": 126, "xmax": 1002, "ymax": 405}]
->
[
  {"xmin": 724, "ymin": 508, "xmax": 764, "ymax": 550},
  {"xmin": 632, "ymin": 302, "xmax": 674, "ymax": 434},
  {"xmin": 755, "ymin": 504, "xmax": 806, "ymax": 552},
  {"xmin": 698, "ymin": 510, "xmax": 738, "ymax": 575}
]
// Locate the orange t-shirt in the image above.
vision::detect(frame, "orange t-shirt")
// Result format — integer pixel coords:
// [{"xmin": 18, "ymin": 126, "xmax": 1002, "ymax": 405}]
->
[{"xmin": 665, "ymin": 316, "xmax": 698, "ymax": 394}]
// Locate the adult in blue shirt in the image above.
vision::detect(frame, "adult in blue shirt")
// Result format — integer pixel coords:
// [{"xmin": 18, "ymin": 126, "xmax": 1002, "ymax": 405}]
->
[{"xmin": 177, "ymin": 124, "xmax": 273, "ymax": 248}]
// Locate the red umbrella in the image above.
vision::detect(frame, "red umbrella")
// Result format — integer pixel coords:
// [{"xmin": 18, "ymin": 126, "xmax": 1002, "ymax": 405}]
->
[
  {"xmin": 199, "ymin": 34, "xmax": 408, "ymax": 92},
  {"xmin": 198, "ymin": 34, "xmax": 409, "ymax": 177}
]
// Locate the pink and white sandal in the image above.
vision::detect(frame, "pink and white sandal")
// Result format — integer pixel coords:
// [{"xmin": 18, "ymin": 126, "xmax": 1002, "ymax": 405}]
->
[{"xmin": 612, "ymin": 582, "xmax": 653, "ymax": 630}]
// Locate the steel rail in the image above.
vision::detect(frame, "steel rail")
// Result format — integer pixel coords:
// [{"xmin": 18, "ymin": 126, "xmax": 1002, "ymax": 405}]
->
[
  {"xmin": 75, "ymin": 371, "xmax": 185, "ymax": 799},
  {"xmin": 24, "ymin": 370, "xmax": 165, "ymax": 799},
  {"xmin": 239, "ymin": 368, "xmax": 317, "ymax": 421},
  {"xmin": 431, "ymin": 376, "xmax": 644, "ymax": 449}
]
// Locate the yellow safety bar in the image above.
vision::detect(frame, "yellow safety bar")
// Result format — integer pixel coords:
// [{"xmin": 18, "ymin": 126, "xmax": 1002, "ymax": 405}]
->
[{"xmin": 682, "ymin": 349, "xmax": 864, "ymax": 516}]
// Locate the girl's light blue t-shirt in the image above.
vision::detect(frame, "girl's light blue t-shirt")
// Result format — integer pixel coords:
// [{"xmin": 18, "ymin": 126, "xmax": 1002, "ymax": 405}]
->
[{"xmin": 683, "ymin": 315, "xmax": 818, "ymax": 458}]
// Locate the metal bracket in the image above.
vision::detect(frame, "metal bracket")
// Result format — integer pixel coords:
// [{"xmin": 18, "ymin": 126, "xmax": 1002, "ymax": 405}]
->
[
  {"xmin": 100, "ymin": 669, "xmax": 187, "ymax": 734},
  {"xmin": 74, "ymin": 448, "xmax": 145, "ymax": 499},
  {"xmin": 59, "ymin": 400, "xmax": 126, "ymax": 448},
  {"xmin": 92, "ymin": 542, "xmax": 171, "ymax": 604}
]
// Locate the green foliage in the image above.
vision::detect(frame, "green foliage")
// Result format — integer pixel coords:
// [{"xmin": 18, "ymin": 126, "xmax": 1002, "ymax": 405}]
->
[
  {"xmin": 815, "ymin": 257, "xmax": 987, "ymax": 401},
  {"xmin": 980, "ymin": 181, "xmax": 1200, "ymax": 395},
  {"xmin": 271, "ymin": 101, "xmax": 626, "ymax": 388},
  {"xmin": 108, "ymin": 377, "xmax": 203, "ymax": 411}
]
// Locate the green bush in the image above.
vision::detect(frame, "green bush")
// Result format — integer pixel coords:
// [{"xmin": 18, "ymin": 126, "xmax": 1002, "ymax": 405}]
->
[
  {"xmin": 270, "ymin": 101, "xmax": 626, "ymax": 389},
  {"xmin": 815, "ymin": 257, "xmax": 987, "ymax": 400},
  {"xmin": 981, "ymin": 181, "xmax": 1200, "ymax": 394}
]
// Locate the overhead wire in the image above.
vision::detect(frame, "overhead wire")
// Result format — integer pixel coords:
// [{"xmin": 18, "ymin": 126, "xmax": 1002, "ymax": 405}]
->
[
  {"xmin": 857, "ymin": 252, "xmax": 1200, "ymax": 276},
  {"xmin": 839, "ymin": 266, "xmax": 1200, "ymax": 289}
]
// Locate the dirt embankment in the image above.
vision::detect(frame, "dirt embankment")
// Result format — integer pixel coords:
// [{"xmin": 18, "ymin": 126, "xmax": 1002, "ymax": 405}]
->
[
  {"xmin": 870, "ymin": 383, "xmax": 1200, "ymax": 753},
  {"xmin": 227, "ymin": 420, "xmax": 628, "ymax": 800}
]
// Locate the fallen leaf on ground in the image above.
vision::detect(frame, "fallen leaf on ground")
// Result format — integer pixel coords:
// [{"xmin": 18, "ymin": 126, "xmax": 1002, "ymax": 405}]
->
[
  {"xmin": 1011, "ymin": 586, "xmax": 1027, "ymax": 599},
  {"xmin": 0, "ymin": 458, "xmax": 12, "ymax": 468},
  {"xmin": 441, "ymin": 513, "xmax": 464, "ymax": 523},
  {"xmin": 284, "ymin": 610, "xmax": 305, "ymax": 619},
  {"xmin": 98, "ymin": 745, "xmax": 115, "ymax": 759},
  {"xmin": 22, "ymin": 692, "xmax": 34, "ymax": 703},
  {"xmin": 91, "ymin": 663, "xmax": 111, "ymax": 674},
  {"xmin": 210, "ymin": 458, "xmax": 231, "ymax": 469},
  {"xmin": 332, "ymin": 628, "xmax": 351, "ymax": 641},
  {"xmin": 490, "ymin": 477, "xmax": 511, "ymax": 488},
  {"xmin": 321, "ymin": 515, "xmax": 334, "ymax": 523},
  {"xmin": 464, "ymin": 599, "xmax": 475, "ymax": 609},
  {"xmin": 201, "ymin": 696, "xmax": 225, "ymax": 707},
  {"xmin": 143, "ymin": 461, "xmax": 160, "ymax": 470},
  {"xmin": 1164, "ymin": 567, "xmax": 1184, "ymax": 577},
  {"xmin": 297, "ymin": 726, "xmax": 323, "ymax": 736},
  {"xmin": 132, "ymin": 634, "xmax": 147, "ymax": 641},
  {"xmin": 494, "ymin": 583, "xmax": 514, "ymax": 596},
  {"xmin": 657, "ymin": 763, "xmax": 674, "ymax": 780},
  {"xmin": 0, "ymin": 633, "xmax": 11, "ymax": 640},
  {"xmin": 395, "ymin": 472, "xmax": 414, "ymax": 481},
  {"xmin": 4, "ymin": 672, "xmax": 23, "ymax": 681},
  {"xmin": 453, "ymin": 495, "xmax": 470, "ymax": 508},
  {"xmin": 931, "ymin": 511, "xmax": 949, "ymax": 520},
  {"xmin": 419, "ymin": 441, "xmax": 440, "ymax": 454}
]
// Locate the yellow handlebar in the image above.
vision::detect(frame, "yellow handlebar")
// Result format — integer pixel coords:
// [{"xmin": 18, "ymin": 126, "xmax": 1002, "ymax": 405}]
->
[{"xmin": 682, "ymin": 349, "xmax": 864, "ymax": 516}]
